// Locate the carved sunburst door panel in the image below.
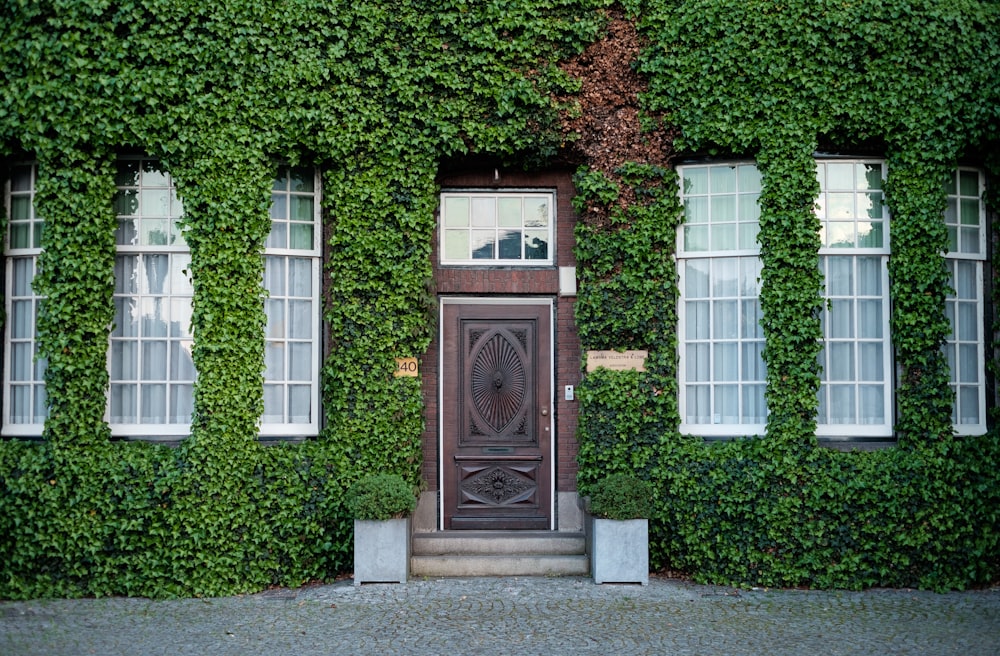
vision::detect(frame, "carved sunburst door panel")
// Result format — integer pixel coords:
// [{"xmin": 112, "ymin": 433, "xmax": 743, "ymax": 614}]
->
[{"xmin": 461, "ymin": 324, "xmax": 535, "ymax": 446}]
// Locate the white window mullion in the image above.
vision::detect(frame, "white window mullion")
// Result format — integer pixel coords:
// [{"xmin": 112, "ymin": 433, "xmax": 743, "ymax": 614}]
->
[
  {"xmin": 679, "ymin": 256, "xmax": 766, "ymax": 435},
  {"xmin": 945, "ymin": 259, "xmax": 985, "ymax": 433},
  {"xmin": 817, "ymin": 255, "xmax": 892, "ymax": 435},
  {"xmin": 944, "ymin": 167, "xmax": 987, "ymax": 434},
  {"xmin": 816, "ymin": 160, "xmax": 892, "ymax": 438},
  {"xmin": 110, "ymin": 159, "xmax": 192, "ymax": 438},
  {"xmin": 678, "ymin": 161, "xmax": 765, "ymax": 437},
  {"xmin": 261, "ymin": 167, "xmax": 320, "ymax": 437},
  {"xmin": 3, "ymin": 163, "xmax": 47, "ymax": 436},
  {"xmin": 440, "ymin": 191, "xmax": 555, "ymax": 265}
]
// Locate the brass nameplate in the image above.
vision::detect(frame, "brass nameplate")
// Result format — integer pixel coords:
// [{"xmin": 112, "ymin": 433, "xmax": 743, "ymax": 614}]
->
[{"xmin": 586, "ymin": 350, "xmax": 648, "ymax": 372}]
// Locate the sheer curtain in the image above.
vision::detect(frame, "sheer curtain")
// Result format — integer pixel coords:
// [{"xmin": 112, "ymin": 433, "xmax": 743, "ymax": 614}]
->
[
  {"xmin": 817, "ymin": 255, "xmax": 886, "ymax": 426},
  {"xmin": 263, "ymin": 255, "xmax": 315, "ymax": 424},
  {"xmin": 944, "ymin": 168, "xmax": 986, "ymax": 432},
  {"xmin": 110, "ymin": 252, "xmax": 193, "ymax": 425},
  {"xmin": 262, "ymin": 166, "xmax": 320, "ymax": 433},
  {"xmin": 4, "ymin": 163, "xmax": 48, "ymax": 433},
  {"xmin": 678, "ymin": 162, "xmax": 766, "ymax": 433},
  {"xmin": 110, "ymin": 159, "xmax": 193, "ymax": 433},
  {"xmin": 683, "ymin": 256, "xmax": 765, "ymax": 425},
  {"xmin": 814, "ymin": 160, "xmax": 891, "ymax": 435}
]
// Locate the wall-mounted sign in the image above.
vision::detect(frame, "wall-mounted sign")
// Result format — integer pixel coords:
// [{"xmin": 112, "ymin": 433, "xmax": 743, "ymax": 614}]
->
[
  {"xmin": 586, "ymin": 350, "xmax": 648, "ymax": 373},
  {"xmin": 394, "ymin": 357, "xmax": 419, "ymax": 377}
]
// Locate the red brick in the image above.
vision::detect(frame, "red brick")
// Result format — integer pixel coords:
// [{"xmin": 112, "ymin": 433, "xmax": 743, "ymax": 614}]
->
[{"xmin": 423, "ymin": 168, "xmax": 582, "ymax": 496}]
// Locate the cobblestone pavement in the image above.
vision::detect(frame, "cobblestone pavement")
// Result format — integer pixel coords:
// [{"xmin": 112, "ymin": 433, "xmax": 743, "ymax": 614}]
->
[{"xmin": 2, "ymin": 576, "xmax": 999, "ymax": 655}]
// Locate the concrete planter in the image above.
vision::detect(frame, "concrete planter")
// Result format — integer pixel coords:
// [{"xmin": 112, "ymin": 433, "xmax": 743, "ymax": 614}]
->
[
  {"xmin": 353, "ymin": 517, "xmax": 410, "ymax": 586},
  {"xmin": 590, "ymin": 517, "xmax": 649, "ymax": 585}
]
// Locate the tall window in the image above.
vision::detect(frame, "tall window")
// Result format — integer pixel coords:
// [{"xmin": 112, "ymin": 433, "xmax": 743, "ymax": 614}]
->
[
  {"xmin": 111, "ymin": 158, "xmax": 193, "ymax": 436},
  {"xmin": 677, "ymin": 163, "xmax": 766, "ymax": 436},
  {"xmin": 439, "ymin": 191, "xmax": 554, "ymax": 265},
  {"xmin": 3, "ymin": 159, "xmax": 321, "ymax": 439},
  {"xmin": 3, "ymin": 163, "xmax": 47, "ymax": 435},
  {"xmin": 815, "ymin": 161, "xmax": 892, "ymax": 436},
  {"xmin": 677, "ymin": 159, "xmax": 989, "ymax": 440},
  {"xmin": 944, "ymin": 168, "xmax": 986, "ymax": 434},
  {"xmin": 262, "ymin": 167, "xmax": 321, "ymax": 436},
  {"xmin": 112, "ymin": 161, "xmax": 322, "ymax": 437}
]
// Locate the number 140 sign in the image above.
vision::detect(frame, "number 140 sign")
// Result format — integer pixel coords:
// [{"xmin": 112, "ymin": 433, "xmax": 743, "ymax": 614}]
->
[{"xmin": 394, "ymin": 357, "xmax": 419, "ymax": 377}]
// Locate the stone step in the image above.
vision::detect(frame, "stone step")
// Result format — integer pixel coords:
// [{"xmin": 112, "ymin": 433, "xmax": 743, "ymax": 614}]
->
[
  {"xmin": 410, "ymin": 531, "xmax": 589, "ymax": 577},
  {"xmin": 411, "ymin": 554, "xmax": 589, "ymax": 577},
  {"xmin": 411, "ymin": 530, "xmax": 586, "ymax": 556}
]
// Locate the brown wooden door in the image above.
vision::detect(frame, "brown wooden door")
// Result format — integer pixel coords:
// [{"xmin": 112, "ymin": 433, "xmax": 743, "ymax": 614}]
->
[{"xmin": 441, "ymin": 302, "xmax": 552, "ymax": 530}]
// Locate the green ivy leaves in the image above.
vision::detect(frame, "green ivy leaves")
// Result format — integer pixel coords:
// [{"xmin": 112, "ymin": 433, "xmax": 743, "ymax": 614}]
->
[
  {"xmin": 755, "ymin": 141, "xmax": 823, "ymax": 447},
  {"xmin": 33, "ymin": 146, "xmax": 117, "ymax": 451},
  {"xmin": 631, "ymin": 0, "xmax": 1000, "ymax": 156},
  {"xmin": 884, "ymin": 152, "xmax": 954, "ymax": 446},
  {"xmin": 2, "ymin": 0, "xmax": 997, "ymax": 599},
  {"xmin": 572, "ymin": 164, "xmax": 681, "ymax": 494},
  {"xmin": 573, "ymin": 0, "xmax": 999, "ymax": 591},
  {"xmin": 0, "ymin": 0, "xmax": 611, "ymax": 598}
]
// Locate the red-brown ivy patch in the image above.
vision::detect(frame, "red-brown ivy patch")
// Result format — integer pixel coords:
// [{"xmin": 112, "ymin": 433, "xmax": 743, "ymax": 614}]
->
[{"xmin": 559, "ymin": 11, "xmax": 677, "ymax": 185}]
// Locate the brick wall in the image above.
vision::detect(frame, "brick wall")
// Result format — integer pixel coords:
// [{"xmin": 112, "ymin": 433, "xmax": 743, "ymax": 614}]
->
[{"xmin": 420, "ymin": 167, "xmax": 582, "ymax": 493}]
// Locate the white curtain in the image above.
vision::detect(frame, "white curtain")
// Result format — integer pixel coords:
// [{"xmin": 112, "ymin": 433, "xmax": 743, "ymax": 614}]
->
[
  {"xmin": 819, "ymin": 255, "xmax": 886, "ymax": 425},
  {"xmin": 683, "ymin": 256, "xmax": 765, "ymax": 425}
]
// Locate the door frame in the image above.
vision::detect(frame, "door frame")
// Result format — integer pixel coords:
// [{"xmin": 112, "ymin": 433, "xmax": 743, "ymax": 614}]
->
[{"xmin": 438, "ymin": 296, "xmax": 556, "ymax": 530}]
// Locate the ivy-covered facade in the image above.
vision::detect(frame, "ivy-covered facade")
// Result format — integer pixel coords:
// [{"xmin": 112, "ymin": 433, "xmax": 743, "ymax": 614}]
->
[{"xmin": 1, "ymin": 0, "xmax": 998, "ymax": 598}]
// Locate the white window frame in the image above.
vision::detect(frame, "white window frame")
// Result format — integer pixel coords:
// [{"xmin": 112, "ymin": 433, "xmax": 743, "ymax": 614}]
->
[
  {"xmin": 944, "ymin": 167, "xmax": 987, "ymax": 435},
  {"xmin": 439, "ymin": 190, "xmax": 555, "ymax": 266},
  {"xmin": 108, "ymin": 157, "xmax": 194, "ymax": 438},
  {"xmin": 677, "ymin": 162, "xmax": 767, "ymax": 437},
  {"xmin": 2, "ymin": 162, "xmax": 47, "ymax": 436},
  {"xmin": 4, "ymin": 160, "xmax": 323, "ymax": 441},
  {"xmin": 815, "ymin": 159, "xmax": 893, "ymax": 438},
  {"xmin": 260, "ymin": 166, "xmax": 322, "ymax": 437}
]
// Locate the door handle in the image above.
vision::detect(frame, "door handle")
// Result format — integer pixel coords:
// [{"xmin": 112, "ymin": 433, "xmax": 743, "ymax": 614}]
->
[{"xmin": 540, "ymin": 407, "xmax": 548, "ymax": 416}]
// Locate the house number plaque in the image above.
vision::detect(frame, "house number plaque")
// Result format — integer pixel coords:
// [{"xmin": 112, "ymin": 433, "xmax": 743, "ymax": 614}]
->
[{"xmin": 394, "ymin": 357, "xmax": 419, "ymax": 377}]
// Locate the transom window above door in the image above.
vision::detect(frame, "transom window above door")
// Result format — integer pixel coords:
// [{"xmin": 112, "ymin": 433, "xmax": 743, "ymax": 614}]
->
[{"xmin": 439, "ymin": 191, "xmax": 555, "ymax": 265}]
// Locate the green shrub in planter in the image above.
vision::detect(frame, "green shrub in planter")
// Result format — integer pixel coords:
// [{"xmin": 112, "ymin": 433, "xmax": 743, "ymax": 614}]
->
[
  {"xmin": 346, "ymin": 473, "xmax": 417, "ymax": 521},
  {"xmin": 589, "ymin": 473, "xmax": 654, "ymax": 520}
]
